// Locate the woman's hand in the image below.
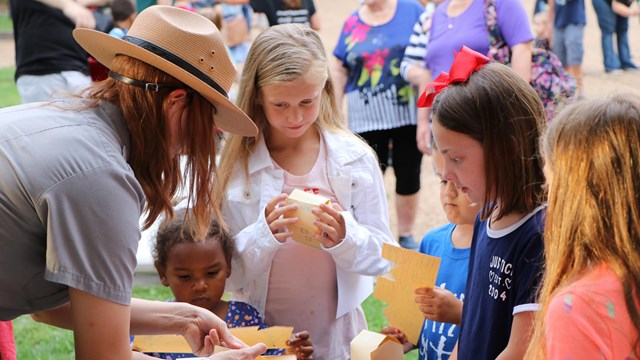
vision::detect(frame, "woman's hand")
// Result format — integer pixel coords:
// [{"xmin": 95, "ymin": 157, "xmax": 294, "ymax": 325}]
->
[
  {"xmin": 415, "ymin": 287, "xmax": 463, "ymax": 325},
  {"xmin": 380, "ymin": 326, "xmax": 416, "ymax": 353},
  {"xmin": 209, "ymin": 343, "xmax": 268, "ymax": 359},
  {"xmin": 312, "ymin": 203, "xmax": 346, "ymax": 248},
  {"xmin": 264, "ymin": 194, "xmax": 298, "ymax": 243},
  {"xmin": 286, "ymin": 330, "xmax": 314, "ymax": 359},
  {"xmin": 180, "ymin": 305, "xmax": 247, "ymax": 355}
]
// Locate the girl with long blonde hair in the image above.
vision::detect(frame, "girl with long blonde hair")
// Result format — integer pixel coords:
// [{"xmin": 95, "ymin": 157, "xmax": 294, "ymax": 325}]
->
[
  {"xmin": 526, "ymin": 95, "xmax": 640, "ymax": 359},
  {"xmin": 216, "ymin": 24, "xmax": 395, "ymax": 359}
]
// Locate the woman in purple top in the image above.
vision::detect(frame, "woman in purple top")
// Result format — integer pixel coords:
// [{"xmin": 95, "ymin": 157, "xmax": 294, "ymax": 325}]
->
[{"xmin": 426, "ymin": 0, "xmax": 533, "ymax": 81}]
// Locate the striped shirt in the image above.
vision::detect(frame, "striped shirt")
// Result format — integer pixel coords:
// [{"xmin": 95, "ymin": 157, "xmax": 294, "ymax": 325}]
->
[{"xmin": 400, "ymin": 3, "xmax": 436, "ymax": 82}]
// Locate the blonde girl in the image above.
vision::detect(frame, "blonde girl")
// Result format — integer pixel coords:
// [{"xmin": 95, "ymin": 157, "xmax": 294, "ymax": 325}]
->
[
  {"xmin": 420, "ymin": 46, "xmax": 546, "ymax": 359},
  {"xmin": 526, "ymin": 95, "xmax": 640, "ymax": 359},
  {"xmin": 215, "ymin": 24, "xmax": 395, "ymax": 360}
]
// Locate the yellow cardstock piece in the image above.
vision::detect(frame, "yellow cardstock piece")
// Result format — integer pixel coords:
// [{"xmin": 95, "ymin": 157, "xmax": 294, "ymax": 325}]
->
[
  {"xmin": 132, "ymin": 326, "xmax": 293, "ymax": 353},
  {"xmin": 132, "ymin": 334, "xmax": 190, "ymax": 353},
  {"xmin": 350, "ymin": 329, "xmax": 403, "ymax": 360},
  {"xmin": 373, "ymin": 243, "xmax": 442, "ymax": 345},
  {"xmin": 229, "ymin": 326, "xmax": 293, "ymax": 349},
  {"xmin": 214, "ymin": 345, "xmax": 296, "ymax": 359},
  {"xmin": 284, "ymin": 188, "xmax": 330, "ymax": 248}
]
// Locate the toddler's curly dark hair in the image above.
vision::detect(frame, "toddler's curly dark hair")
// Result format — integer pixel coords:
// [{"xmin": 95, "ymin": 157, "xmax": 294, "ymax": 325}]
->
[{"xmin": 153, "ymin": 208, "xmax": 234, "ymax": 267}]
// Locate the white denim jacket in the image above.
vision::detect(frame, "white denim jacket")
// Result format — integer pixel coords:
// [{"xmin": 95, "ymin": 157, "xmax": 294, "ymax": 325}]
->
[{"xmin": 223, "ymin": 129, "xmax": 395, "ymax": 318}]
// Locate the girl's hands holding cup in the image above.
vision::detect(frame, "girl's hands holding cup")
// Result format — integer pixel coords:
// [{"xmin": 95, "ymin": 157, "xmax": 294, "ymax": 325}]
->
[
  {"xmin": 265, "ymin": 194, "xmax": 297, "ymax": 243},
  {"xmin": 312, "ymin": 203, "xmax": 346, "ymax": 248}
]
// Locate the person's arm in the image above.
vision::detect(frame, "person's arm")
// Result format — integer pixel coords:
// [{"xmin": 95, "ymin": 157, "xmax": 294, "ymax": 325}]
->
[
  {"xmin": 34, "ymin": 0, "xmax": 96, "ymax": 28},
  {"xmin": 68, "ymin": 288, "xmax": 135, "ymax": 359},
  {"xmin": 330, "ymin": 58, "xmax": 349, "ymax": 121},
  {"xmin": 323, "ymin": 150, "xmax": 396, "ymax": 276},
  {"xmin": 612, "ymin": 0, "xmax": 640, "ymax": 16},
  {"xmin": 76, "ymin": 0, "xmax": 110, "ymax": 6},
  {"xmin": 33, "ymin": 290, "xmax": 259, "ymax": 359},
  {"xmin": 547, "ymin": 0, "xmax": 555, "ymax": 46},
  {"xmin": 309, "ymin": 12, "xmax": 321, "ymax": 31},
  {"xmin": 401, "ymin": 12, "xmax": 429, "ymax": 87},
  {"xmin": 510, "ymin": 41, "xmax": 533, "ymax": 83},
  {"xmin": 416, "ymin": 71, "xmax": 432, "ymax": 154},
  {"xmin": 495, "ymin": 311, "xmax": 536, "ymax": 360}
]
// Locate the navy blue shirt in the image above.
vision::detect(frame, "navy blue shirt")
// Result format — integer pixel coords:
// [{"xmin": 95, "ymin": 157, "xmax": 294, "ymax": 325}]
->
[
  {"xmin": 457, "ymin": 206, "xmax": 545, "ymax": 360},
  {"xmin": 554, "ymin": 0, "xmax": 586, "ymax": 27}
]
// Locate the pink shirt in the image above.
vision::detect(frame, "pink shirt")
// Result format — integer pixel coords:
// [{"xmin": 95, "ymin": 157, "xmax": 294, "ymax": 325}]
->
[
  {"xmin": 266, "ymin": 134, "xmax": 366, "ymax": 360},
  {"xmin": 545, "ymin": 263, "xmax": 640, "ymax": 359}
]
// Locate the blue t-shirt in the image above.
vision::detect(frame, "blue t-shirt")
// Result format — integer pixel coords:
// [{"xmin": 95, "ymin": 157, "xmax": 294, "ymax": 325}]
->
[
  {"xmin": 554, "ymin": 0, "xmax": 586, "ymax": 28},
  {"xmin": 332, "ymin": 0, "xmax": 423, "ymax": 133},
  {"xmin": 457, "ymin": 206, "xmax": 545, "ymax": 360},
  {"xmin": 417, "ymin": 223, "xmax": 470, "ymax": 360}
]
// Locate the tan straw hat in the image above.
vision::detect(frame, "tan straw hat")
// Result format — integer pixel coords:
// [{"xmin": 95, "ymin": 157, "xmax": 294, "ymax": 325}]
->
[{"xmin": 73, "ymin": 5, "xmax": 257, "ymax": 136}]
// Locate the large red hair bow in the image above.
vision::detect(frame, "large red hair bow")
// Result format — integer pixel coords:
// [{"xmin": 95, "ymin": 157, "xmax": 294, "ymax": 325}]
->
[{"xmin": 417, "ymin": 46, "xmax": 490, "ymax": 108}]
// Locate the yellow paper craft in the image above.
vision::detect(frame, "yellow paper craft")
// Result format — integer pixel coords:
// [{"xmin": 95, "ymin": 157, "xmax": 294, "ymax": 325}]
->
[
  {"xmin": 132, "ymin": 326, "xmax": 293, "ymax": 354},
  {"xmin": 230, "ymin": 326, "xmax": 293, "ymax": 349},
  {"xmin": 214, "ymin": 345, "xmax": 296, "ymax": 359},
  {"xmin": 284, "ymin": 188, "xmax": 330, "ymax": 248},
  {"xmin": 350, "ymin": 329, "xmax": 403, "ymax": 360},
  {"xmin": 373, "ymin": 243, "xmax": 441, "ymax": 345},
  {"xmin": 132, "ymin": 334, "xmax": 190, "ymax": 353}
]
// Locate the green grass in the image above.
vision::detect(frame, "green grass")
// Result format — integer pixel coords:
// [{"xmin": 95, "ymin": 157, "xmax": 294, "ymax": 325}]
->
[
  {"xmin": 13, "ymin": 287, "xmax": 418, "ymax": 359},
  {"xmin": 0, "ymin": 66, "xmax": 20, "ymax": 108},
  {"xmin": 0, "ymin": 12, "xmax": 12, "ymax": 33}
]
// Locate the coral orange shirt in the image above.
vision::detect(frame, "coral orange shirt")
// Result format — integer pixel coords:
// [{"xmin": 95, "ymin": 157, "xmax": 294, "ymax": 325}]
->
[{"xmin": 545, "ymin": 263, "xmax": 640, "ymax": 359}]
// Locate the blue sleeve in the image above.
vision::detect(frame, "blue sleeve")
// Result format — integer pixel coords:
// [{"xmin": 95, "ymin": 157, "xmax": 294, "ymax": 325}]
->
[
  {"xmin": 513, "ymin": 230, "xmax": 544, "ymax": 308},
  {"xmin": 496, "ymin": 0, "xmax": 534, "ymax": 47}
]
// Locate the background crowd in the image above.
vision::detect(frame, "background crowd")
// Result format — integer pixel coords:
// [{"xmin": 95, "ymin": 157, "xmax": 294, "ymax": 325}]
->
[{"xmin": 2, "ymin": 0, "xmax": 640, "ymax": 359}]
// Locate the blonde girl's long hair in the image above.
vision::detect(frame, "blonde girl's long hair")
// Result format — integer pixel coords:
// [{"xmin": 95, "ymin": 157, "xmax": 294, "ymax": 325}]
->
[
  {"xmin": 215, "ymin": 23, "xmax": 347, "ymax": 208},
  {"xmin": 87, "ymin": 55, "xmax": 222, "ymax": 241},
  {"xmin": 525, "ymin": 94, "xmax": 640, "ymax": 359}
]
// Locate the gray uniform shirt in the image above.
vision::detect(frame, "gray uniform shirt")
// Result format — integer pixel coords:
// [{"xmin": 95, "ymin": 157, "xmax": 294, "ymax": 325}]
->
[{"xmin": 0, "ymin": 98, "xmax": 145, "ymax": 320}]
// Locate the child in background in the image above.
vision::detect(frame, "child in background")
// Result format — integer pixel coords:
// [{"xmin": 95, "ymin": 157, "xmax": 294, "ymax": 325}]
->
[
  {"xmin": 547, "ymin": 0, "xmax": 585, "ymax": 97},
  {"xmin": 382, "ymin": 147, "xmax": 480, "ymax": 360},
  {"xmin": 147, "ymin": 208, "xmax": 313, "ymax": 360},
  {"xmin": 525, "ymin": 95, "xmax": 640, "ymax": 359},
  {"xmin": 215, "ymin": 24, "xmax": 396, "ymax": 360},
  {"xmin": 531, "ymin": 10, "xmax": 577, "ymax": 121},
  {"xmin": 108, "ymin": 0, "xmax": 137, "ymax": 39},
  {"xmin": 419, "ymin": 46, "xmax": 546, "ymax": 359}
]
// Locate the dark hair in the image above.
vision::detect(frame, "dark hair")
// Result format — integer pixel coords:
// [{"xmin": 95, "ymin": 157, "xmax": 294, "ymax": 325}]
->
[
  {"xmin": 153, "ymin": 208, "xmax": 234, "ymax": 267},
  {"xmin": 432, "ymin": 63, "xmax": 546, "ymax": 221},
  {"xmin": 111, "ymin": 0, "xmax": 136, "ymax": 23}
]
